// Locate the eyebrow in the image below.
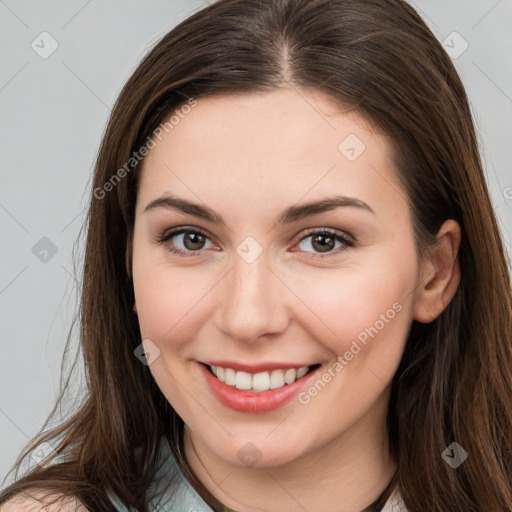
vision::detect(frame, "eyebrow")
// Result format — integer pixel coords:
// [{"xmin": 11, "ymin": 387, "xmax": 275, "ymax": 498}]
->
[{"xmin": 144, "ymin": 194, "xmax": 375, "ymax": 224}]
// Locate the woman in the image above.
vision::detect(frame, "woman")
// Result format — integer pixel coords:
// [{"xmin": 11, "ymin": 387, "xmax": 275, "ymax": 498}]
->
[{"xmin": 1, "ymin": 0, "xmax": 511, "ymax": 511}]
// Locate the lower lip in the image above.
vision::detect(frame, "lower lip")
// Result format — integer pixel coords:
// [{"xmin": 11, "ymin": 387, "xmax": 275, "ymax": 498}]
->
[{"xmin": 199, "ymin": 363, "xmax": 319, "ymax": 413}]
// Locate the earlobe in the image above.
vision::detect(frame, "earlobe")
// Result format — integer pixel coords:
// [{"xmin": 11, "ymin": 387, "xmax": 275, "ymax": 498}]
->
[
  {"xmin": 413, "ymin": 219, "xmax": 462, "ymax": 323},
  {"xmin": 133, "ymin": 301, "xmax": 138, "ymax": 314}
]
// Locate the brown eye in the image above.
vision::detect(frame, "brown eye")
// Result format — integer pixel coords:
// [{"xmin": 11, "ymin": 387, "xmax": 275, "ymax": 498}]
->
[
  {"xmin": 182, "ymin": 231, "xmax": 206, "ymax": 250},
  {"xmin": 296, "ymin": 229, "xmax": 354, "ymax": 258},
  {"xmin": 157, "ymin": 227, "xmax": 215, "ymax": 257},
  {"xmin": 310, "ymin": 233, "xmax": 336, "ymax": 253}
]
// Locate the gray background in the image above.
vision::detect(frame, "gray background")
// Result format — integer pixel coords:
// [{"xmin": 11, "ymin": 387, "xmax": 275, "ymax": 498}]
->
[{"xmin": 1, "ymin": 0, "xmax": 511, "ymax": 487}]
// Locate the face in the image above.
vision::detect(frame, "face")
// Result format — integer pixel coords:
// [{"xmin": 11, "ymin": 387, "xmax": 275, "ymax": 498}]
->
[{"xmin": 131, "ymin": 88, "xmax": 422, "ymax": 468}]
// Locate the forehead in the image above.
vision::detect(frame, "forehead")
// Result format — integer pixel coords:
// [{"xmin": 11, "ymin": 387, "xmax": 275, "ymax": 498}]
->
[{"xmin": 136, "ymin": 88, "xmax": 404, "ymax": 219}]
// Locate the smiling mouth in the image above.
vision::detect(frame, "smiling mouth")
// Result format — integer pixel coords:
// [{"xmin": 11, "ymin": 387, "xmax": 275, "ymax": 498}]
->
[{"xmin": 207, "ymin": 364, "xmax": 320, "ymax": 392}]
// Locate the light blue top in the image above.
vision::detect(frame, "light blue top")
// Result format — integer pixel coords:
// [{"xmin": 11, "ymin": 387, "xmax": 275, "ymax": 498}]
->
[{"xmin": 50, "ymin": 437, "xmax": 407, "ymax": 511}]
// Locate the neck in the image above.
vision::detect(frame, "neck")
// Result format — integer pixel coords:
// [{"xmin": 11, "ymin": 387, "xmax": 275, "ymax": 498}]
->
[{"xmin": 184, "ymin": 386, "xmax": 396, "ymax": 512}]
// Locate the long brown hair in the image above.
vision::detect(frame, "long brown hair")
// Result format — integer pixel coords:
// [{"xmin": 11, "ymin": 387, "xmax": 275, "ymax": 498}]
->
[{"xmin": 2, "ymin": 0, "xmax": 511, "ymax": 510}]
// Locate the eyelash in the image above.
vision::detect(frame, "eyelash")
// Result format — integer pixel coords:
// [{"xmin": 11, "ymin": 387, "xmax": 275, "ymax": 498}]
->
[{"xmin": 155, "ymin": 226, "xmax": 355, "ymax": 259}]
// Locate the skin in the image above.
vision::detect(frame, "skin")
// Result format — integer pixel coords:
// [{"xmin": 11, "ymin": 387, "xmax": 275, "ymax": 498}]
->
[{"xmin": 131, "ymin": 87, "xmax": 461, "ymax": 512}]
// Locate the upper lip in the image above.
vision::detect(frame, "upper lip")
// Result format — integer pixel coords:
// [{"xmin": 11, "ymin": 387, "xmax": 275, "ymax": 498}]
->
[{"xmin": 200, "ymin": 360, "xmax": 317, "ymax": 373}]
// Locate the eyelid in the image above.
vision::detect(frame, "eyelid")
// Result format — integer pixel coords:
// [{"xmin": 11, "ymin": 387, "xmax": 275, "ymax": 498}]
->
[
  {"xmin": 295, "ymin": 227, "xmax": 354, "ymax": 245},
  {"xmin": 155, "ymin": 225, "xmax": 217, "ymax": 251}
]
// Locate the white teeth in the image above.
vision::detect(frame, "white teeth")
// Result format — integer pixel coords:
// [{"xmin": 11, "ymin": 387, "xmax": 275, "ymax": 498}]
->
[
  {"xmin": 225, "ymin": 368, "xmax": 236, "ymax": 386},
  {"xmin": 270, "ymin": 369, "xmax": 285, "ymax": 389},
  {"xmin": 235, "ymin": 371, "xmax": 252, "ymax": 390},
  {"xmin": 284, "ymin": 368, "xmax": 297, "ymax": 384},
  {"xmin": 252, "ymin": 372, "xmax": 270, "ymax": 391},
  {"xmin": 296, "ymin": 366, "xmax": 309, "ymax": 379},
  {"xmin": 209, "ymin": 365, "xmax": 311, "ymax": 391}
]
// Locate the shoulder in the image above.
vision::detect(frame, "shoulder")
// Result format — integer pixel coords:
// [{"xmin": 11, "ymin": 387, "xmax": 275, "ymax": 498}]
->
[{"xmin": 1, "ymin": 489, "xmax": 89, "ymax": 512}]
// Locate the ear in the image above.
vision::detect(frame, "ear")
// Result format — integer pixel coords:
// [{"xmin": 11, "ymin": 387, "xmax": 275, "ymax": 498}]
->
[
  {"xmin": 413, "ymin": 219, "xmax": 461, "ymax": 323},
  {"xmin": 133, "ymin": 302, "xmax": 138, "ymax": 314}
]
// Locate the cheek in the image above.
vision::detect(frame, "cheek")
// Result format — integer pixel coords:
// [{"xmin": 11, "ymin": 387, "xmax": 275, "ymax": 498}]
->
[
  {"xmin": 286, "ymin": 248, "xmax": 418, "ymax": 358},
  {"xmin": 132, "ymin": 256, "xmax": 216, "ymax": 350},
  {"xmin": 132, "ymin": 261, "xmax": 214, "ymax": 409}
]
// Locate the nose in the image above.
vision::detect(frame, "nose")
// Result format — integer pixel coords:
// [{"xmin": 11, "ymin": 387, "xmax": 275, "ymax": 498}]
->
[{"xmin": 215, "ymin": 250, "xmax": 290, "ymax": 344}]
